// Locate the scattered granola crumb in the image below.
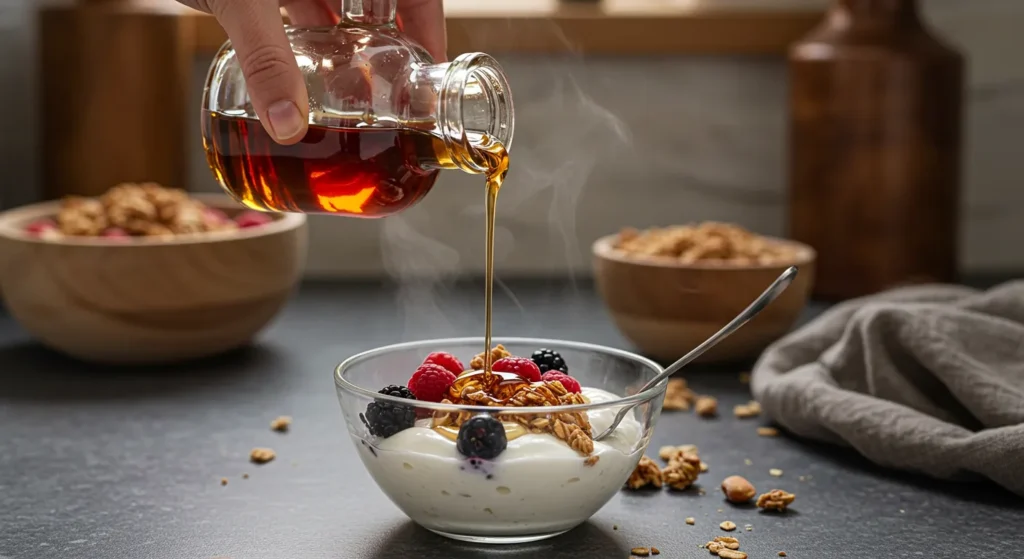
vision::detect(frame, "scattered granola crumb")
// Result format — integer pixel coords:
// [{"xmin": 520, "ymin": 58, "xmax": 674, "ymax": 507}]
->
[
  {"xmin": 718, "ymin": 550, "xmax": 747, "ymax": 559},
  {"xmin": 250, "ymin": 447, "xmax": 276, "ymax": 464},
  {"xmin": 696, "ymin": 396, "xmax": 718, "ymax": 418},
  {"xmin": 769, "ymin": 468, "xmax": 783, "ymax": 477},
  {"xmin": 720, "ymin": 521, "xmax": 737, "ymax": 532},
  {"xmin": 798, "ymin": 475, "xmax": 806, "ymax": 482},
  {"xmin": 744, "ymin": 524, "xmax": 753, "ymax": 531},
  {"xmin": 220, "ymin": 478, "xmax": 228, "ymax": 486},
  {"xmin": 663, "ymin": 378, "xmax": 698, "ymax": 411},
  {"xmin": 721, "ymin": 475, "xmax": 756, "ymax": 503},
  {"xmin": 651, "ymin": 547, "xmax": 661, "ymax": 555},
  {"xmin": 757, "ymin": 427, "xmax": 779, "ymax": 437},
  {"xmin": 685, "ymin": 517, "xmax": 695, "ymax": 525},
  {"xmin": 700, "ymin": 461, "xmax": 710, "ymax": 473},
  {"xmin": 778, "ymin": 552, "xmax": 787, "ymax": 557},
  {"xmin": 584, "ymin": 455, "xmax": 600, "ymax": 467},
  {"xmin": 698, "ymin": 488, "xmax": 707, "ymax": 496},
  {"xmin": 625, "ymin": 456, "xmax": 663, "ymax": 490},
  {"xmin": 744, "ymin": 459, "xmax": 753, "ymax": 466},
  {"xmin": 613, "ymin": 525, "xmax": 618, "ymax": 530},
  {"xmin": 899, "ymin": 509, "xmax": 905, "ymax": 514},
  {"xmin": 756, "ymin": 489, "xmax": 796, "ymax": 512},
  {"xmin": 631, "ymin": 547, "xmax": 651, "ymax": 557},
  {"xmin": 733, "ymin": 401, "xmax": 762, "ymax": 419},
  {"xmin": 270, "ymin": 416, "xmax": 292, "ymax": 432},
  {"xmin": 242, "ymin": 473, "xmax": 249, "ymax": 479}
]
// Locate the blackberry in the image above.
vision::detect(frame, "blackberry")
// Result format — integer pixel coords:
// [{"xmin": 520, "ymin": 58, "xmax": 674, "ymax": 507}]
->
[
  {"xmin": 530, "ymin": 348, "xmax": 568, "ymax": 374},
  {"xmin": 456, "ymin": 415, "xmax": 507, "ymax": 460},
  {"xmin": 361, "ymin": 385, "xmax": 417, "ymax": 438}
]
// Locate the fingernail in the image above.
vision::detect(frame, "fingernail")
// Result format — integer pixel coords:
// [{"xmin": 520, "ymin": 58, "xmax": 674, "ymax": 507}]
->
[{"xmin": 267, "ymin": 100, "xmax": 304, "ymax": 141}]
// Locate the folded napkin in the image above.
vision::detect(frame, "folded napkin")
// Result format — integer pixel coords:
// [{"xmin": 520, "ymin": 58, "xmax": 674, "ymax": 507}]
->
[{"xmin": 751, "ymin": 280, "xmax": 1024, "ymax": 496}]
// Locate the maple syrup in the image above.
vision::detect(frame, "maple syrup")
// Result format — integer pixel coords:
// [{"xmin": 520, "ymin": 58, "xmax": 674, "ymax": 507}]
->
[{"xmin": 202, "ymin": 112, "xmax": 445, "ymax": 217}]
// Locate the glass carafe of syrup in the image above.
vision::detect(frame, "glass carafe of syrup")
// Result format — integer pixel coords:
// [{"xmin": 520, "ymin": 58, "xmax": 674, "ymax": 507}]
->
[{"xmin": 200, "ymin": 0, "xmax": 514, "ymax": 218}]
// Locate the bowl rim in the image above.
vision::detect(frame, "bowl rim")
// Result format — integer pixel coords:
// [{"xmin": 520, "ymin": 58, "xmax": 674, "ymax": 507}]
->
[
  {"xmin": 591, "ymin": 232, "xmax": 816, "ymax": 270},
  {"xmin": 0, "ymin": 193, "xmax": 306, "ymax": 247},
  {"xmin": 335, "ymin": 336, "xmax": 667, "ymax": 414}
]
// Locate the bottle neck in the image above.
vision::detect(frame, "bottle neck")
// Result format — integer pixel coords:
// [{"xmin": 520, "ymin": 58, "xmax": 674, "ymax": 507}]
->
[
  {"xmin": 341, "ymin": 0, "xmax": 396, "ymax": 26},
  {"xmin": 835, "ymin": 0, "xmax": 920, "ymax": 27},
  {"xmin": 410, "ymin": 53, "xmax": 514, "ymax": 175}
]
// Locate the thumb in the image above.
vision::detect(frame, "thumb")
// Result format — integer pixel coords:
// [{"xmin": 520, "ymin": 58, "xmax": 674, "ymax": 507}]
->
[{"xmin": 211, "ymin": 0, "xmax": 309, "ymax": 144}]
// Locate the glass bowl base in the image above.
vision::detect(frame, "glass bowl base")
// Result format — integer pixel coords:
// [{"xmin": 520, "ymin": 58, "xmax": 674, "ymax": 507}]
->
[{"xmin": 426, "ymin": 527, "xmax": 571, "ymax": 544}]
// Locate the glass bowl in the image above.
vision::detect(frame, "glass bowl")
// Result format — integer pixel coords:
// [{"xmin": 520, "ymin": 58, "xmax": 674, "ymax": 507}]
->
[{"xmin": 334, "ymin": 337, "xmax": 666, "ymax": 544}]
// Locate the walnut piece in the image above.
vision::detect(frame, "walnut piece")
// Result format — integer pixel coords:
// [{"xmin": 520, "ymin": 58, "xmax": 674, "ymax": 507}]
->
[
  {"xmin": 757, "ymin": 489, "xmax": 795, "ymax": 511},
  {"xmin": 57, "ymin": 197, "xmax": 108, "ymax": 236},
  {"xmin": 720, "ymin": 521, "xmax": 737, "ymax": 532},
  {"xmin": 662, "ymin": 449, "xmax": 701, "ymax": 491},
  {"xmin": 631, "ymin": 548, "xmax": 651, "ymax": 557},
  {"xmin": 695, "ymin": 396, "xmax": 718, "ymax": 418},
  {"xmin": 469, "ymin": 344, "xmax": 511, "ymax": 370},
  {"xmin": 757, "ymin": 427, "xmax": 779, "ymax": 437},
  {"xmin": 663, "ymin": 378, "xmax": 697, "ymax": 411},
  {"xmin": 717, "ymin": 550, "xmax": 747, "ymax": 559},
  {"xmin": 685, "ymin": 517, "xmax": 695, "ymax": 525},
  {"xmin": 626, "ymin": 456, "xmax": 663, "ymax": 490},
  {"xmin": 250, "ymin": 447, "xmax": 276, "ymax": 464},
  {"xmin": 270, "ymin": 416, "xmax": 292, "ymax": 432}
]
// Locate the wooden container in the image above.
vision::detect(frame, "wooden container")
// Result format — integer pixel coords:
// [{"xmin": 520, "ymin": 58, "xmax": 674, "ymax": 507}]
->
[
  {"xmin": 0, "ymin": 195, "xmax": 307, "ymax": 365},
  {"xmin": 787, "ymin": 0, "xmax": 965, "ymax": 300},
  {"xmin": 592, "ymin": 234, "xmax": 815, "ymax": 364}
]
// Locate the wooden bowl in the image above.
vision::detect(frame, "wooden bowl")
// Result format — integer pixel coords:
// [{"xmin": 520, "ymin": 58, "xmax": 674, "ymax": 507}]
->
[
  {"xmin": 592, "ymin": 234, "xmax": 815, "ymax": 364},
  {"xmin": 0, "ymin": 194, "xmax": 307, "ymax": 365}
]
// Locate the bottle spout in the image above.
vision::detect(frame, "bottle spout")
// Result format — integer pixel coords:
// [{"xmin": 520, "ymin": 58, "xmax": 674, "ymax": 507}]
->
[{"xmin": 436, "ymin": 53, "xmax": 515, "ymax": 175}]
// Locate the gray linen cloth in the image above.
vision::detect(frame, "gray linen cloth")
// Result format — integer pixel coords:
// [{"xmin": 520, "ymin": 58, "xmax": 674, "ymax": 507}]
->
[{"xmin": 751, "ymin": 280, "xmax": 1024, "ymax": 496}]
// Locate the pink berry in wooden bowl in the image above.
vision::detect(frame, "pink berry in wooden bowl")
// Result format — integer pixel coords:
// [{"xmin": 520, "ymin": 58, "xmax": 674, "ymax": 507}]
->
[
  {"xmin": 203, "ymin": 207, "xmax": 231, "ymax": 225},
  {"xmin": 100, "ymin": 227, "xmax": 131, "ymax": 240},
  {"xmin": 235, "ymin": 210, "xmax": 273, "ymax": 229},
  {"xmin": 24, "ymin": 218, "xmax": 58, "ymax": 237}
]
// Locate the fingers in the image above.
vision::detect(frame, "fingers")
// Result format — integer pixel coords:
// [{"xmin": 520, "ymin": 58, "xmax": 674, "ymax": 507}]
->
[
  {"xmin": 397, "ymin": 0, "xmax": 447, "ymax": 62},
  {"xmin": 210, "ymin": 0, "xmax": 310, "ymax": 144},
  {"xmin": 280, "ymin": 0, "xmax": 339, "ymax": 27}
]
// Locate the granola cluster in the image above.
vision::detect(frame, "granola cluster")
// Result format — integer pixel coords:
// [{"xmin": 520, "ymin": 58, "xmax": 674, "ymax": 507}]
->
[
  {"xmin": 432, "ymin": 376, "xmax": 595, "ymax": 456},
  {"xmin": 52, "ymin": 183, "xmax": 242, "ymax": 238},
  {"xmin": 469, "ymin": 344, "xmax": 511, "ymax": 370},
  {"xmin": 663, "ymin": 378, "xmax": 697, "ymax": 411},
  {"xmin": 615, "ymin": 222, "xmax": 800, "ymax": 265},
  {"xmin": 626, "ymin": 444, "xmax": 706, "ymax": 491}
]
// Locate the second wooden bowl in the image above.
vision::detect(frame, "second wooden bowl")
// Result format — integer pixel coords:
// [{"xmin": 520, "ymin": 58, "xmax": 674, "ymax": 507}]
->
[
  {"xmin": 0, "ymin": 195, "xmax": 307, "ymax": 365},
  {"xmin": 592, "ymin": 234, "xmax": 815, "ymax": 364}
]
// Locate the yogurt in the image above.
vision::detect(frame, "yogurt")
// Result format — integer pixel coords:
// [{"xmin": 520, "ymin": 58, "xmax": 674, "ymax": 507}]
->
[{"xmin": 354, "ymin": 387, "xmax": 646, "ymax": 538}]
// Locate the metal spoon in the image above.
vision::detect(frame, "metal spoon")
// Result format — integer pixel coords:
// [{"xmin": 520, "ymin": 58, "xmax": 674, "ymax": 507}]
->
[{"xmin": 592, "ymin": 265, "xmax": 799, "ymax": 442}]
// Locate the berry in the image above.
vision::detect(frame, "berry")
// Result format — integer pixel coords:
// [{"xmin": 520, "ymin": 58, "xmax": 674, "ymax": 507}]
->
[
  {"xmin": 531, "ymin": 348, "xmax": 568, "ymax": 374},
  {"xmin": 408, "ymin": 363, "xmax": 457, "ymax": 402},
  {"xmin": 203, "ymin": 208, "xmax": 232, "ymax": 227},
  {"xmin": 422, "ymin": 351, "xmax": 465, "ymax": 375},
  {"xmin": 491, "ymin": 356, "xmax": 542, "ymax": 383},
  {"xmin": 456, "ymin": 415, "xmax": 507, "ymax": 459},
  {"xmin": 361, "ymin": 385, "xmax": 417, "ymax": 438},
  {"xmin": 541, "ymin": 372, "xmax": 581, "ymax": 394},
  {"xmin": 24, "ymin": 219, "xmax": 58, "ymax": 237},
  {"xmin": 235, "ymin": 210, "xmax": 273, "ymax": 228},
  {"xmin": 101, "ymin": 227, "xmax": 131, "ymax": 240}
]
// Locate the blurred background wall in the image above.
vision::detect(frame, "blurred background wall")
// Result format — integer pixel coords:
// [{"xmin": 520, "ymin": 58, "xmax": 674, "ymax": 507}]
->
[{"xmin": 3, "ymin": 0, "xmax": 1022, "ymax": 277}]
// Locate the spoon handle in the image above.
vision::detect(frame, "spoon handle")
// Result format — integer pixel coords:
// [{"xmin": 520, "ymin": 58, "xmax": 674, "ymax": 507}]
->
[{"xmin": 639, "ymin": 265, "xmax": 800, "ymax": 393}]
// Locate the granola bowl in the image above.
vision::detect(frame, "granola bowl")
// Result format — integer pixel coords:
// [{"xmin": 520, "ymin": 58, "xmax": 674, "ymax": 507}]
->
[
  {"xmin": 335, "ymin": 337, "xmax": 666, "ymax": 544},
  {"xmin": 0, "ymin": 194, "xmax": 307, "ymax": 365}
]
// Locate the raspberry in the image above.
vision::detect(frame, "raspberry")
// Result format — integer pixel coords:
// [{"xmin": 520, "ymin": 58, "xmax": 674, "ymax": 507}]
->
[
  {"xmin": 203, "ymin": 208, "xmax": 231, "ymax": 225},
  {"xmin": 541, "ymin": 372, "xmax": 581, "ymax": 394},
  {"xmin": 408, "ymin": 363, "xmax": 457, "ymax": 402},
  {"xmin": 100, "ymin": 227, "xmax": 131, "ymax": 240},
  {"xmin": 235, "ymin": 210, "xmax": 274, "ymax": 228},
  {"xmin": 422, "ymin": 351, "xmax": 465, "ymax": 375},
  {"xmin": 24, "ymin": 219, "xmax": 58, "ymax": 237},
  {"xmin": 491, "ymin": 357, "xmax": 542, "ymax": 383}
]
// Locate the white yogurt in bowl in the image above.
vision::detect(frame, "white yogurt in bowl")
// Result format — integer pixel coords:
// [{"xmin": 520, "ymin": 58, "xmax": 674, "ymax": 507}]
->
[{"xmin": 354, "ymin": 387, "xmax": 645, "ymax": 542}]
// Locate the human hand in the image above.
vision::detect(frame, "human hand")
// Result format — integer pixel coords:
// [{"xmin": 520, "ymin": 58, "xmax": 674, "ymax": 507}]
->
[{"xmin": 181, "ymin": 0, "xmax": 446, "ymax": 144}]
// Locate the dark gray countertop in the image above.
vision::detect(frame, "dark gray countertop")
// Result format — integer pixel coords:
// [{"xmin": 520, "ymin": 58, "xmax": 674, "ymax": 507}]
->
[{"xmin": 1, "ymin": 280, "xmax": 1022, "ymax": 559}]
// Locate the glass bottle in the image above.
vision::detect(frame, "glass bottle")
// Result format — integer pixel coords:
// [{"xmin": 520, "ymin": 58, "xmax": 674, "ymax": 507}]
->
[{"xmin": 200, "ymin": 0, "xmax": 514, "ymax": 217}]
